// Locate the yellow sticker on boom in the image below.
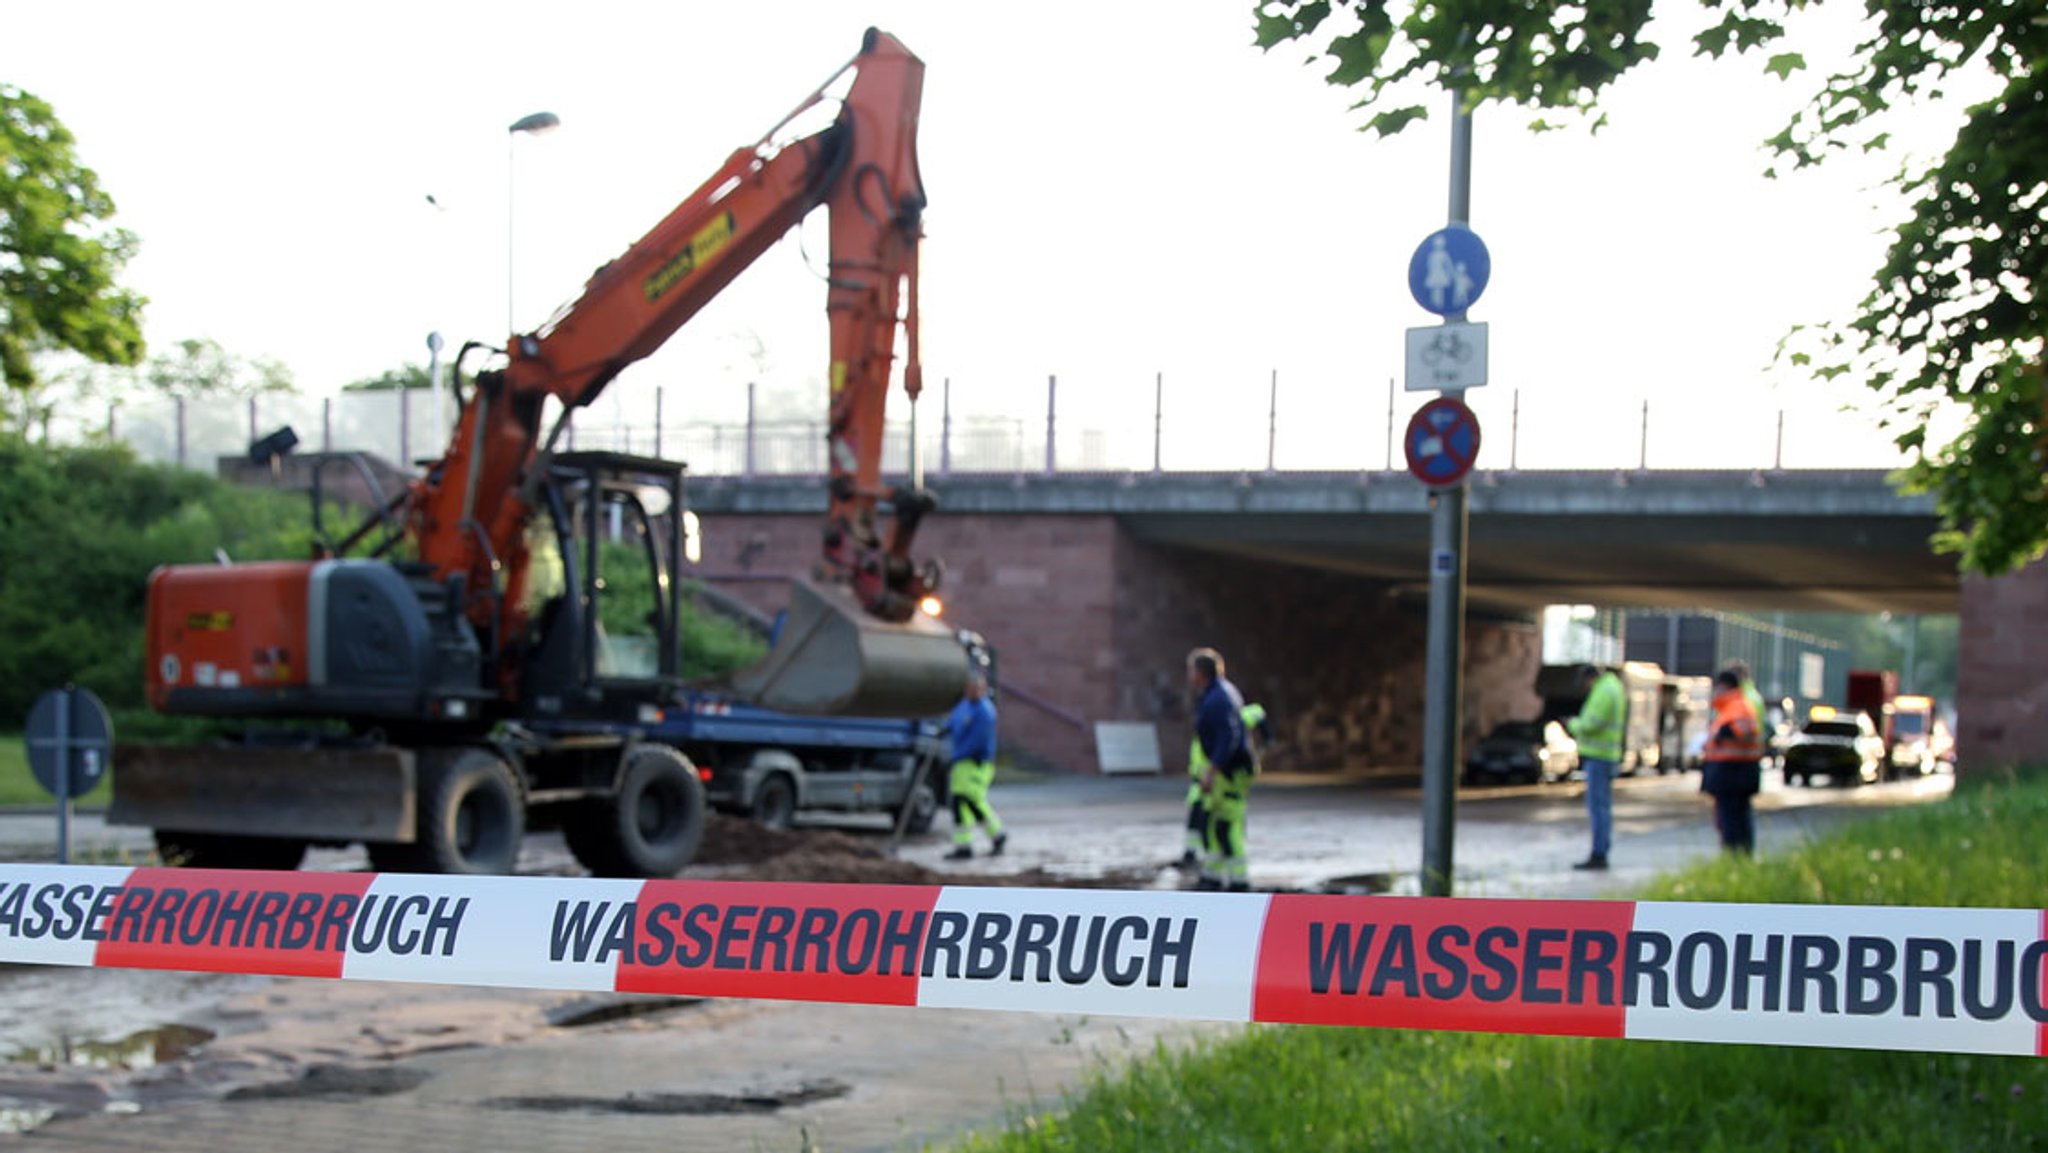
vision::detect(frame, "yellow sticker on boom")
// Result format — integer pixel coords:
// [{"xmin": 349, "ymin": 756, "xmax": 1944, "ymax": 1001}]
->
[
  {"xmin": 643, "ymin": 212, "xmax": 737, "ymax": 303},
  {"xmin": 830, "ymin": 362, "xmax": 847, "ymax": 394},
  {"xmin": 185, "ymin": 611, "xmax": 234, "ymax": 632}
]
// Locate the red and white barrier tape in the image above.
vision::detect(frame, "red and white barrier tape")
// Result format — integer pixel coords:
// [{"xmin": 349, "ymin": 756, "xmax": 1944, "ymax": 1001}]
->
[{"xmin": 1, "ymin": 865, "xmax": 2042, "ymax": 1057}]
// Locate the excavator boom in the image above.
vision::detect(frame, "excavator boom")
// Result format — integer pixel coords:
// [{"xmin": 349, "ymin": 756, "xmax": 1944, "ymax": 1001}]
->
[{"xmin": 404, "ymin": 28, "xmax": 962, "ymax": 715}]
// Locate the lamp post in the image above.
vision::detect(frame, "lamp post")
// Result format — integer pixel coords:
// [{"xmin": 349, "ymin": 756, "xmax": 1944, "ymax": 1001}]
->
[{"xmin": 506, "ymin": 110, "xmax": 561, "ymax": 336}]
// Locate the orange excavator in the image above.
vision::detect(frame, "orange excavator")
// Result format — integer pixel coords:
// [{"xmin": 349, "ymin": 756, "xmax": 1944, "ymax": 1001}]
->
[{"xmin": 111, "ymin": 29, "xmax": 968, "ymax": 877}]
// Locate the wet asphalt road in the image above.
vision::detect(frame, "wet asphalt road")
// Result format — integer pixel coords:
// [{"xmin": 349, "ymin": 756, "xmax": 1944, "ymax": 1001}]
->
[{"xmin": 1, "ymin": 765, "xmax": 1955, "ymax": 896}]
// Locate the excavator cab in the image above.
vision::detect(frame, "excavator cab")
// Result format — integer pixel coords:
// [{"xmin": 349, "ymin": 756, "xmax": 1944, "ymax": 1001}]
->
[
  {"xmin": 528, "ymin": 452, "xmax": 968, "ymax": 719},
  {"xmin": 517, "ymin": 451, "xmax": 688, "ymax": 718}
]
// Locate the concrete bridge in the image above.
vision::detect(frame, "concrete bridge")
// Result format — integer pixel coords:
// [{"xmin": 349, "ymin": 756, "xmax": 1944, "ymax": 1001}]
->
[{"xmin": 687, "ymin": 468, "xmax": 1982, "ymax": 774}]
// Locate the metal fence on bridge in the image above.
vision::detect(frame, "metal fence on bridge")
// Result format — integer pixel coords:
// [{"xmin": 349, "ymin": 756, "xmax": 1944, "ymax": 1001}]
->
[{"xmin": 51, "ymin": 371, "xmax": 1914, "ymax": 477}]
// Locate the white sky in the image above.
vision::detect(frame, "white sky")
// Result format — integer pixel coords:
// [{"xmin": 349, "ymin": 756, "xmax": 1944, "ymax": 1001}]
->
[{"xmin": 3, "ymin": 0, "xmax": 1990, "ymax": 471}]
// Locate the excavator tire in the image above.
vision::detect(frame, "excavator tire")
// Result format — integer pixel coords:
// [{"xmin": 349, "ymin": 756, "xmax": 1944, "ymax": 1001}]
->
[
  {"xmin": 730, "ymin": 579, "xmax": 969, "ymax": 718},
  {"xmin": 751, "ymin": 772, "xmax": 797, "ymax": 831},
  {"xmin": 154, "ymin": 831, "xmax": 308, "ymax": 871},
  {"xmin": 367, "ymin": 748, "xmax": 525, "ymax": 875},
  {"xmin": 902, "ymin": 779, "xmax": 939, "ymax": 835},
  {"xmin": 563, "ymin": 744, "xmax": 705, "ymax": 878}
]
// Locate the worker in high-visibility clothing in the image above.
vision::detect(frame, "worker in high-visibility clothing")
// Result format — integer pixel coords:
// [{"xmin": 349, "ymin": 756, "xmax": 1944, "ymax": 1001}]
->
[
  {"xmin": 1700, "ymin": 669, "xmax": 1765, "ymax": 854},
  {"xmin": 1181, "ymin": 699, "xmax": 1272, "ymax": 869},
  {"xmin": 942, "ymin": 672, "xmax": 1005, "ymax": 861},
  {"xmin": 1725, "ymin": 659, "xmax": 1772, "ymax": 768},
  {"xmin": 1567, "ymin": 663, "xmax": 1626, "ymax": 871},
  {"xmin": 1186, "ymin": 647, "xmax": 1267, "ymax": 892}
]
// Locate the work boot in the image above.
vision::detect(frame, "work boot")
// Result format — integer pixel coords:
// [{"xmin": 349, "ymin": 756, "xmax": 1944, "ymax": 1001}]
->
[
  {"xmin": 1193, "ymin": 876, "xmax": 1224, "ymax": 892},
  {"xmin": 1175, "ymin": 849, "xmax": 1201, "ymax": 871},
  {"xmin": 944, "ymin": 845, "xmax": 973, "ymax": 861},
  {"xmin": 989, "ymin": 832, "xmax": 1008, "ymax": 857},
  {"xmin": 1572, "ymin": 854, "xmax": 1609, "ymax": 871},
  {"xmin": 1226, "ymin": 878, "xmax": 1252, "ymax": 893}
]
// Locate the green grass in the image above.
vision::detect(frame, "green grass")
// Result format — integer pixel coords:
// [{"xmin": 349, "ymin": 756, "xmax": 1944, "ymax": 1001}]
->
[
  {"xmin": 948, "ymin": 771, "xmax": 2048, "ymax": 1152},
  {"xmin": 0, "ymin": 731, "xmax": 113, "ymax": 808}
]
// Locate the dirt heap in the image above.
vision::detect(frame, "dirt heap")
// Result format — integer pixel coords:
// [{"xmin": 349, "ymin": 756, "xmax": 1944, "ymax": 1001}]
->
[{"xmin": 693, "ymin": 814, "xmax": 1161, "ymax": 890}]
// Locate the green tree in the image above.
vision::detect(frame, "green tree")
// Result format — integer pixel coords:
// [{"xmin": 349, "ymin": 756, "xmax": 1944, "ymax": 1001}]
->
[
  {"xmin": 1253, "ymin": 0, "xmax": 2046, "ymax": 574},
  {"xmin": 0, "ymin": 85, "xmax": 146, "ymax": 394},
  {"xmin": 342, "ymin": 363, "xmax": 432, "ymax": 393},
  {"xmin": 141, "ymin": 336, "xmax": 292, "ymax": 400},
  {"xmin": 0, "ymin": 434, "xmax": 315, "ymax": 723}
]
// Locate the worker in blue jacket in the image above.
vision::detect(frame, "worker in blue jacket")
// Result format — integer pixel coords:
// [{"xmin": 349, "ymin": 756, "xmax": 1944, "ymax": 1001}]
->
[
  {"xmin": 1188, "ymin": 647, "xmax": 1256, "ymax": 891},
  {"xmin": 943, "ymin": 672, "xmax": 1005, "ymax": 860}
]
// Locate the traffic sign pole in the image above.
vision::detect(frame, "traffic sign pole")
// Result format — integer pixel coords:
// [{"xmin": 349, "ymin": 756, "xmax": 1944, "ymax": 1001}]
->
[
  {"xmin": 1420, "ymin": 88, "xmax": 1475, "ymax": 899},
  {"xmin": 54, "ymin": 688, "xmax": 70, "ymax": 865}
]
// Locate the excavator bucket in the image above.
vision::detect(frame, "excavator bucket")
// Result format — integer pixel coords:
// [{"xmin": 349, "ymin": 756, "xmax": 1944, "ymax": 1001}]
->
[{"xmin": 730, "ymin": 579, "xmax": 969, "ymax": 717}]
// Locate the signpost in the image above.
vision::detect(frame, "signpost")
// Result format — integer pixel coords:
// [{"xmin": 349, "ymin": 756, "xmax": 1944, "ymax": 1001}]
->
[
  {"xmin": 23, "ymin": 685, "xmax": 114, "ymax": 864},
  {"xmin": 1412, "ymin": 91, "xmax": 1486, "ymax": 899}
]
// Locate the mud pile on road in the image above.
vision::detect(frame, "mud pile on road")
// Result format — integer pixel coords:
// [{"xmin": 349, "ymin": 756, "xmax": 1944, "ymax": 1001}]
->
[{"xmin": 694, "ymin": 814, "xmax": 1160, "ymax": 889}]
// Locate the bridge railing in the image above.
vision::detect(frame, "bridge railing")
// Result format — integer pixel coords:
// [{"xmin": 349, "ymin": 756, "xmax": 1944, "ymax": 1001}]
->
[{"xmin": 49, "ymin": 373, "xmax": 1921, "ymax": 476}]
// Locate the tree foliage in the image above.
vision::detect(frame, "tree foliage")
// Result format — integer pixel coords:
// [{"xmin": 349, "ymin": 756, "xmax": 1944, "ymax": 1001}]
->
[
  {"xmin": 342, "ymin": 363, "xmax": 432, "ymax": 393},
  {"xmin": 140, "ymin": 336, "xmax": 292, "ymax": 399},
  {"xmin": 0, "ymin": 85, "xmax": 146, "ymax": 393},
  {"xmin": 0, "ymin": 435, "xmax": 316, "ymax": 724},
  {"xmin": 1253, "ymin": 0, "xmax": 2047, "ymax": 574}
]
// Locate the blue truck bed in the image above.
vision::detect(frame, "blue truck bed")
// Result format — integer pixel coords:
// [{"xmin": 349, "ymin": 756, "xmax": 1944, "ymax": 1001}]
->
[{"xmin": 645, "ymin": 692, "xmax": 939, "ymax": 750}]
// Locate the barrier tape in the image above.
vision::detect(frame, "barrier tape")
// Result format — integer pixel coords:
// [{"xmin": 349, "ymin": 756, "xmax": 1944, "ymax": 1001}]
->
[{"xmin": 0, "ymin": 864, "xmax": 2042, "ymax": 1057}]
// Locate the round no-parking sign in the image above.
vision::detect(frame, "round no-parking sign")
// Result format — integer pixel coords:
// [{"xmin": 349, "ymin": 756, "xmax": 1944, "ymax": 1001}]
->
[{"xmin": 1404, "ymin": 397, "xmax": 1482, "ymax": 488}]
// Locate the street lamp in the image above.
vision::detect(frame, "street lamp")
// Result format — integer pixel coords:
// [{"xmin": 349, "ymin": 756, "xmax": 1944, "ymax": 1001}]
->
[{"xmin": 507, "ymin": 110, "xmax": 561, "ymax": 336}]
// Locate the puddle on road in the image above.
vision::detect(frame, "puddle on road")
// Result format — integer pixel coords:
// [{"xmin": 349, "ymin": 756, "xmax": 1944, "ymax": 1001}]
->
[
  {"xmin": 0, "ymin": 1103, "xmax": 59, "ymax": 1135},
  {"xmin": 9, "ymin": 1023, "xmax": 214, "ymax": 1072},
  {"xmin": 484, "ymin": 1078, "xmax": 850, "ymax": 1116},
  {"xmin": 545, "ymin": 994, "xmax": 707, "ymax": 1029},
  {"xmin": 225, "ymin": 1063, "xmax": 432, "ymax": 1101},
  {"xmin": 1321, "ymin": 872, "xmax": 1396, "ymax": 895}
]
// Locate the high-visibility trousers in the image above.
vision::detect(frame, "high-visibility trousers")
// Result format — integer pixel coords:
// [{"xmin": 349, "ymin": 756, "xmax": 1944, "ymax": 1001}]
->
[
  {"xmin": 1202, "ymin": 770, "xmax": 1251, "ymax": 881},
  {"xmin": 948, "ymin": 759, "xmax": 1001, "ymax": 846}
]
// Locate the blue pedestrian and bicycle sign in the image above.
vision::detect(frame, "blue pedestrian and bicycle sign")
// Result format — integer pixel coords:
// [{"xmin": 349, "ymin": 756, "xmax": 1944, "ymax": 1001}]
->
[
  {"xmin": 1404, "ymin": 397, "xmax": 1483, "ymax": 488},
  {"xmin": 1408, "ymin": 225, "xmax": 1491, "ymax": 317}
]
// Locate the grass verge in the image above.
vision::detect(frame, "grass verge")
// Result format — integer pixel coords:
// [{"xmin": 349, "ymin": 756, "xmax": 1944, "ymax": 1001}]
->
[
  {"xmin": 949, "ymin": 771, "xmax": 2048, "ymax": 1152},
  {"xmin": 0, "ymin": 732, "xmax": 113, "ymax": 808}
]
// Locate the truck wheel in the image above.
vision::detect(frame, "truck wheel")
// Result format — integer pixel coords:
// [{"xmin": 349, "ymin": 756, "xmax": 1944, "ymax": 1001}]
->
[
  {"xmin": 370, "ymin": 749, "xmax": 524, "ymax": 875},
  {"xmin": 904, "ymin": 780, "xmax": 939, "ymax": 835},
  {"xmin": 752, "ymin": 774, "xmax": 797, "ymax": 830},
  {"xmin": 154, "ymin": 831, "xmax": 307, "ymax": 871},
  {"xmin": 564, "ymin": 745, "xmax": 705, "ymax": 878}
]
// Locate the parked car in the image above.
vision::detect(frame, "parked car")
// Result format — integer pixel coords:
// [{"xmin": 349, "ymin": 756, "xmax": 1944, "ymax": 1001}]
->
[
  {"xmin": 1464, "ymin": 719, "xmax": 1578, "ymax": 786},
  {"xmin": 1781, "ymin": 713, "xmax": 1887, "ymax": 787}
]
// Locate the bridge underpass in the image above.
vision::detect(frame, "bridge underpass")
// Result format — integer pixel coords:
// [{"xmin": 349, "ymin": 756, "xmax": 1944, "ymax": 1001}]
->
[{"xmin": 687, "ymin": 469, "xmax": 1957, "ymax": 773}]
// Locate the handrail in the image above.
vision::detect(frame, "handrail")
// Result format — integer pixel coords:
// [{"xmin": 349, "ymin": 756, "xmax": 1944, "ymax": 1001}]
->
[
  {"xmin": 997, "ymin": 681, "xmax": 1088, "ymax": 731},
  {"xmin": 311, "ymin": 452, "xmax": 401, "ymax": 556}
]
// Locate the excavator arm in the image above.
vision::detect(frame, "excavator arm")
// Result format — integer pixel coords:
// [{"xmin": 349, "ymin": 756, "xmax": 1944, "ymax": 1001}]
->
[{"xmin": 404, "ymin": 29, "xmax": 959, "ymax": 713}]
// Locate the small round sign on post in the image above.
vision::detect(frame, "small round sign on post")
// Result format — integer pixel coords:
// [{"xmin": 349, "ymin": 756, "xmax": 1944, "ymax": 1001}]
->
[
  {"xmin": 1407, "ymin": 225, "xmax": 1492, "ymax": 317},
  {"xmin": 1404, "ymin": 397, "xmax": 1483, "ymax": 489},
  {"xmin": 24, "ymin": 685, "xmax": 114, "ymax": 864}
]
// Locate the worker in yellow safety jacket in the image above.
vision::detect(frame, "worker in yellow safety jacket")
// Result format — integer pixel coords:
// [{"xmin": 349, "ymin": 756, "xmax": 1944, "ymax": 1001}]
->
[{"xmin": 1567, "ymin": 664, "xmax": 1625, "ymax": 871}]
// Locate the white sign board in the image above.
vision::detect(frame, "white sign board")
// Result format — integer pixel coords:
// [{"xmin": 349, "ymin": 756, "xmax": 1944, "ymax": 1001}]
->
[
  {"xmin": 1800, "ymin": 652, "xmax": 1827, "ymax": 701},
  {"xmin": 1404, "ymin": 321, "xmax": 1490, "ymax": 391},
  {"xmin": 1093, "ymin": 721, "xmax": 1163, "ymax": 775}
]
